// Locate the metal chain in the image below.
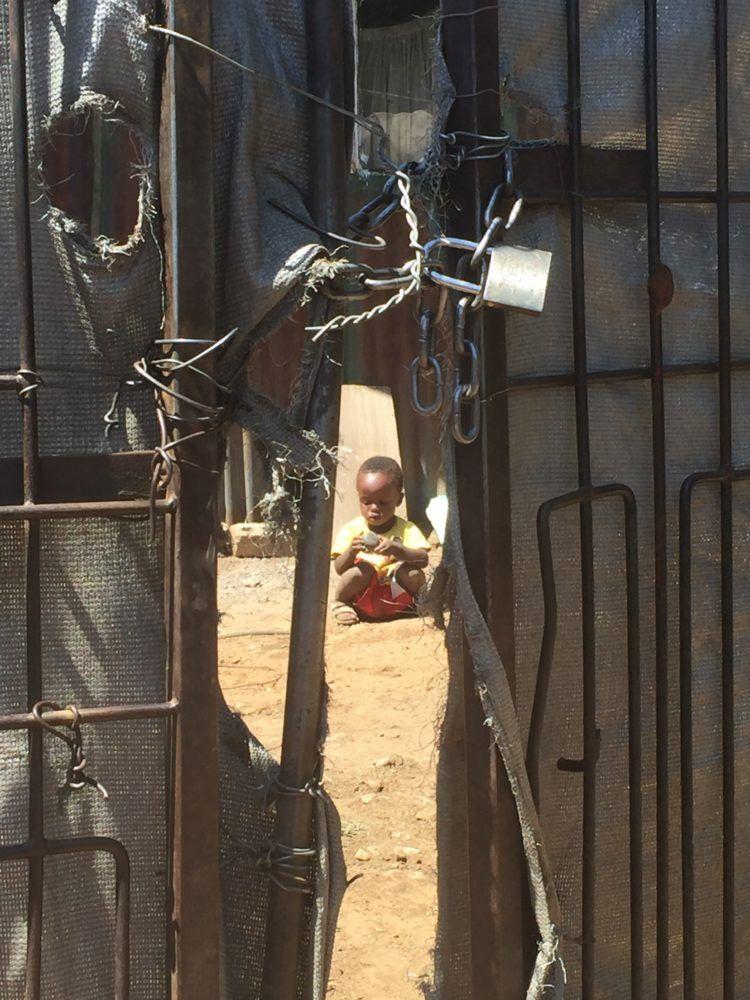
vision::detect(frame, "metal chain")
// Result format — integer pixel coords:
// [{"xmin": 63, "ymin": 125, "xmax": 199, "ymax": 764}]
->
[
  {"xmin": 410, "ymin": 287, "xmax": 447, "ymax": 417},
  {"xmin": 451, "ymin": 296, "xmax": 481, "ymax": 445}
]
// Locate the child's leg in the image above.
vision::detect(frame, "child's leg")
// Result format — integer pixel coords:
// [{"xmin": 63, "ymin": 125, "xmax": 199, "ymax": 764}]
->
[
  {"xmin": 334, "ymin": 562, "xmax": 376, "ymax": 603},
  {"xmin": 394, "ymin": 564, "xmax": 426, "ymax": 596}
]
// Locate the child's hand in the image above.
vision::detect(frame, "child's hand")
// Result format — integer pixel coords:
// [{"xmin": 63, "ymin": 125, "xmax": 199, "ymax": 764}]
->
[
  {"xmin": 348, "ymin": 535, "xmax": 369, "ymax": 555},
  {"xmin": 374, "ymin": 537, "xmax": 405, "ymax": 558}
]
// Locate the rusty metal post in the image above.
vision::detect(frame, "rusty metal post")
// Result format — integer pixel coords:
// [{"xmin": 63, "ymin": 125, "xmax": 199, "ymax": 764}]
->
[
  {"xmin": 160, "ymin": 3, "xmax": 221, "ymax": 998},
  {"xmin": 260, "ymin": 2, "xmax": 349, "ymax": 997},
  {"xmin": 9, "ymin": 3, "xmax": 45, "ymax": 996},
  {"xmin": 442, "ymin": 2, "xmax": 530, "ymax": 996}
]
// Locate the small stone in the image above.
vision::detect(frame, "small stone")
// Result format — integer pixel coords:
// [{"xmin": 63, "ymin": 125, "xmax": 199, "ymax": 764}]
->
[
  {"xmin": 373, "ymin": 753, "xmax": 404, "ymax": 768},
  {"xmin": 229, "ymin": 522, "xmax": 293, "ymax": 558},
  {"xmin": 360, "ymin": 793, "xmax": 375, "ymax": 805},
  {"xmin": 364, "ymin": 778, "xmax": 384, "ymax": 792},
  {"xmin": 355, "ymin": 848, "xmax": 372, "ymax": 862},
  {"xmin": 395, "ymin": 848, "xmax": 408, "ymax": 863},
  {"xmin": 402, "ymin": 846, "xmax": 420, "ymax": 856}
]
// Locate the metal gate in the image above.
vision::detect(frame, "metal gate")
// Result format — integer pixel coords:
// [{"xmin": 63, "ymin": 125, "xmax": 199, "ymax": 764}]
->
[
  {"xmin": 441, "ymin": 1, "xmax": 749, "ymax": 997},
  {"xmin": 0, "ymin": 4, "xmax": 220, "ymax": 998}
]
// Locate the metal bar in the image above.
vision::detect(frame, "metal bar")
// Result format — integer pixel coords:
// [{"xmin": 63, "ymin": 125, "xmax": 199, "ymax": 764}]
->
[
  {"xmin": 0, "ymin": 837, "xmax": 131, "ymax": 1000},
  {"xmin": 513, "ymin": 144, "xmax": 750, "ymax": 204},
  {"xmin": 8, "ymin": 4, "xmax": 44, "ymax": 996},
  {"xmin": 524, "ymin": 190, "xmax": 750, "ymax": 205},
  {"xmin": 642, "ymin": 1, "xmax": 671, "ymax": 991},
  {"xmin": 0, "ymin": 498, "xmax": 175, "ymax": 521},
  {"xmin": 260, "ymin": 3, "xmax": 348, "ymax": 996},
  {"xmin": 160, "ymin": 2, "xmax": 221, "ymax": 997},
  {"xmin": 501, "ymin": 357, "xmax": 750, "ymax": 393},
  {"xmin": 0, "ymin": 451, "xmax": 155, "ymax": 506},
  {"xmin": 442, "ymin": 0, "xmax": 530, "ymax": 994},
  {"xmin": 527, "ymin": 483, "xmax": 643, "ymax": 996},
  {"xmin": 679, "ymin": 471, "xmax": 696, "ymax": 999},
  {"xmin": 0, "ymin": 699, "xmax": 179, "ymax": 731},
  {"xmin": 241, "ymin": 428, "xmax": 256, "ymax": 521},
  {"xmin": 223, "ymin": 422, "xmax": 246, "ymax": 524},
  {"xmin": 714, "ymin": 2, "xmax": 734, "ymax": 994},
  {"xmin": 565, "ymin": 2, "xmax": 598, "ymax": 992},
  {"xmin": 679, "ymin": 468, "xmax": 750, "ymax": 998}
]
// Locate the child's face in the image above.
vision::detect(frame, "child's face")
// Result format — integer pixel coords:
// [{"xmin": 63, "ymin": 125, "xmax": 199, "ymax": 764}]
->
[{"xmin": 357, "ymin": 471, "xmax": 403, "ymax": 528}]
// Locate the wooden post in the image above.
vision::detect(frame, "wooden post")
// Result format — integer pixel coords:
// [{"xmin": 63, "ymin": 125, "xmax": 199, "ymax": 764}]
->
[{"xmin": 442, "ymin": 2, "xmax": 531, "ymax": 996}]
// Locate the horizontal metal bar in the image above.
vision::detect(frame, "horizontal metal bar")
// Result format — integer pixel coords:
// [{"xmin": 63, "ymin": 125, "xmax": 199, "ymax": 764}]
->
[
  {"xmin": 0, "ymin": 373, "xmax": 21, "ymax": 390},
  {"xmin": 514, "ymin": 145, "xmax": 750, "ymax": 205},
  {"xmin": 501, "ymin": 358, "xmax": 750, "ymax": 395},
  {"xmin": 682, "ymin": 466, "xmax": 750, "ymax": 490},
  {"xmin": 0, "ymin": 834, "xmax": 128, "ymax": 863},
  {"xmin": 0, "ymin": 699, "xmax": 180, "ymax": 732},
  {"xmin": 524, "ymin": 190, "xmax": 750, "ymax": 205},
  {"xmin": 0, "ymin": 498, "xmax": 175, "ymax": 521},
  {"xmin": 0, "ymin": 452, "xmax": 154, "ymax": 506}
]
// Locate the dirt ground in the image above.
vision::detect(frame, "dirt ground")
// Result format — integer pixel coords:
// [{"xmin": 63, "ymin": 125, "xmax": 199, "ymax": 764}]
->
[{"xmin": 217, "ymin": 554, "xmax": 447, "ymax": 1000}]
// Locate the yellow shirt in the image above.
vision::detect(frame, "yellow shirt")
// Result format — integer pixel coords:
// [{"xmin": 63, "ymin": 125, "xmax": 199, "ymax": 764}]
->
[{"xmin": 331, "ymin": 515, "xmax": 430, "ymax": 576}]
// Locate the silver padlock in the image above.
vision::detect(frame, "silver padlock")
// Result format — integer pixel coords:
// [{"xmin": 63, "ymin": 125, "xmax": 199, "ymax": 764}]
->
[
  {"xmin": 423, "ymin": 235, "xmax": 552, "ymax": 316},
  {"xmin": 482, "ymin": 244, "xmax": 552, "ymax": 314}
]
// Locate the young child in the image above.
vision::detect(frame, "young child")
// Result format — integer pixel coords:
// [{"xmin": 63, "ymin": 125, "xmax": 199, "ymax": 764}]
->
[{"xmin": 331, "ymin": 456, "xmax": 430, "ymax": 625}]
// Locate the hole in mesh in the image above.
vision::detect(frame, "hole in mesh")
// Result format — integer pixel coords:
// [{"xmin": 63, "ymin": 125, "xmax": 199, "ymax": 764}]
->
[{"xmin": 40, "ymin": 106, "xmax": 143, "ymax": 247}]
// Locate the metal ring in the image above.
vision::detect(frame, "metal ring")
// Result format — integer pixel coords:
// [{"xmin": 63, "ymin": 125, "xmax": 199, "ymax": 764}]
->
[
  {"xmin": 452, "ymin": 384, "xmax": 480, "ymax": 445},
  {"xmin": 470, "ymin": 215, "xmax": 503, "ymax": 269},
  {"xmin": 411, "ymin": 356, "xmax": 443, "ymax": 416},
  {"xmin": 418, "ymin": 310, "xmax": 435, "ymax": 367},
  {"xmin": 454, "ymin": 296, "xmax": 470, "ymax": 355},
  {"xmin": 457, "ymin": 341, "xmax": 480, "ymax": 399},
  {"xmin": 504, "ymin": 195, "xmax": 524, "ymax": 230},
  {"xmin": 425, "ymin": 266, "xmax": 481, "ymax": 297},
  {"xmin": 483, "ymin": 184, "xmax": 503, "ymax": 229}
]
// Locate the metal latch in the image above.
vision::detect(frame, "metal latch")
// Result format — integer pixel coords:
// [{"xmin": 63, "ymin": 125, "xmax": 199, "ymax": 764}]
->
[{"xmin": 424, "ymin": 235, "xmax": 552, "ymax": 315}]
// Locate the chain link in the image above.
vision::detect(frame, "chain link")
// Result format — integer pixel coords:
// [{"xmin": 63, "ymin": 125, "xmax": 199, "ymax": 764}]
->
[
  {"xmin": 410, "ymin": 309, "xmax": 443, "ymax": 417},
  {"xmin": 451, "ymin": 296, "xmax": 481, "ymax": 445}
]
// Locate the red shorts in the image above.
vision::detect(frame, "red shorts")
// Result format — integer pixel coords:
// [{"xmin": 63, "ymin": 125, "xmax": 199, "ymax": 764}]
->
[{"xmin": 353, "ymin": 568, "xmax": 415, "ymax": 621}]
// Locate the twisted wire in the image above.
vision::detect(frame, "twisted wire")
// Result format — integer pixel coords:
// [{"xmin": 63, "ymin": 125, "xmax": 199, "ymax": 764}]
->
[{"xmin": 309, "ymin": 171, "xmax": 424, "ymax": 341}]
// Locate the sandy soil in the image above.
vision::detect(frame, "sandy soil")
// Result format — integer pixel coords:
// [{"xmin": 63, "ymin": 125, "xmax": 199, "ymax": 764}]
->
[{"xmin": 217, "ymin": 555, "xmax": 447, "ymax": 1000}]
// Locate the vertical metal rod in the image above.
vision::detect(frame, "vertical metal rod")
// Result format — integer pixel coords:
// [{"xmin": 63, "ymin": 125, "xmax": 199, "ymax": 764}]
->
[
  {"xmin": 679, "ymin": 476, "xmax": 696, "ymax": 997},
  {"xmin": 566, "ymin": 2, "xmax": 597, "ymax": 993},
  {"xmin": 113, "ymin": 847, "xmax": 131, "ymax": 1000},
  {"xmin": 163, "ymin": 510, "xmax": 176, "ymax": 1000},
  {"xmin": 714, "ymin": 2, "xmax": 734, "ymax": 994},
  {"xmin": 260, "ymin": 2, "xmax": 348, "ymax": 997},
  {"xmin": 9, "ymin": 4, "xmax": 44, "ymax": 996},
  {"xmin": 161, "ymin": 3, "xmax": 221, "ymax": 997},
  {"xmin": 528, "ymin": 486, "xmax": 643, "ymax": 996},
  {"xmin": 623, "ymin": 493, "xmax": 644, "ymax": 999},
  {"xmin": 643, "ymin": 2, "xmax": 671, "ymax": 992},
  {"xmin": 241, "ymin": 429, "xmax": 254, "ymax": 521}
]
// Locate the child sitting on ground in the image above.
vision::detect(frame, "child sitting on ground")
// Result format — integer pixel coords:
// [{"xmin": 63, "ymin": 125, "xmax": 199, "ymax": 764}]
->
[{"xmin": 331, "ymin": 455, "xmax": 430, "ymax": 625}]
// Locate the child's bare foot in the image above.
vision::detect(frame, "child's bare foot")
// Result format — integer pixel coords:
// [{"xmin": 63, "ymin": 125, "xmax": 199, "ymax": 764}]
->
[{"xmin": 331, "ymin": 601, "xmax": 359, "ymax": 626}]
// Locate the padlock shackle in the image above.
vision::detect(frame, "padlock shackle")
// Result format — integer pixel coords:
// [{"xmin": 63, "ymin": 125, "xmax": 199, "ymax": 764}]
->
[
  {"xmin": 423, "ymin": 235, "xmax": 479, "ymax": 257},
  {"xmin": 424, "ymin": 267, "xmax": 482, "ymax": 296}
]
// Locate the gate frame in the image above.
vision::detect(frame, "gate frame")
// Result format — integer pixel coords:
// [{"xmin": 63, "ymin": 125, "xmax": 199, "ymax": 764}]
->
[{"xmin": 0, "ymin": 2, "xmax": 222, "ymax": 997}]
